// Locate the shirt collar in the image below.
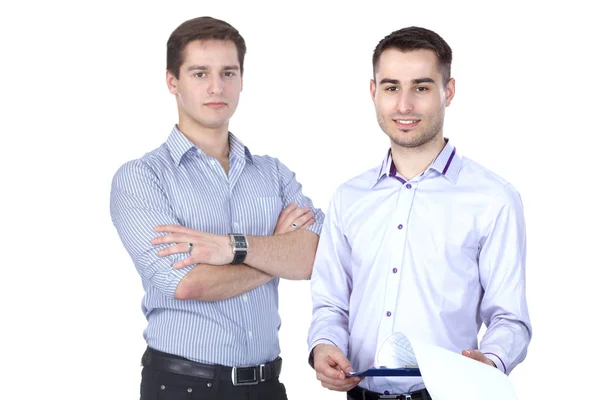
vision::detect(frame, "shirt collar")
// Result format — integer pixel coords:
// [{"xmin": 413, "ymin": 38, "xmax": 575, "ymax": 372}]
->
[
  {"xmin": 166, "ymin": 125, "xmax": 253, "ymax": 166},
  {"xmin": 428, "ymin": 138, "xmax": 461, "ymax": 183},
  {"xmin": 373, "ymin": 138, "xmax": 462, "ymax": 187}
]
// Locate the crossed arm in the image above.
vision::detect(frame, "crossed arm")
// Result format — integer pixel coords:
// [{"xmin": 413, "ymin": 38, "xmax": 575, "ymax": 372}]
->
[
  {"xmin": 152, "ymin": 203, "xmax": 319, "ymax": 301},
  {"xmin": 110, "ymin": 160, "xmax": 322, "ymax": 303}
]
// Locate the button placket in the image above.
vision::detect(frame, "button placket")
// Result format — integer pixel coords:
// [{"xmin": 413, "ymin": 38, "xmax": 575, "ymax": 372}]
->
[{"xmin": 375, "ymin": 180, "xmax": 415, "ymax": 351}]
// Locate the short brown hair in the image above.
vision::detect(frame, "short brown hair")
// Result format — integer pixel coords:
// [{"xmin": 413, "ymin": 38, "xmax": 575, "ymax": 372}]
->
[
  {"xmin": 167, "ymin": 16, "xmax": 247, "ymax": 79},
  {"xmin": 372, "ymin": 26, "xmax": 452, "ymax": 86}
]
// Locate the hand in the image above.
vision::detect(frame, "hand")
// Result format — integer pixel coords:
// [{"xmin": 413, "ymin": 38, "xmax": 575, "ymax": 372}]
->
[
  {"xmin": 313, "ymin": 344, "xmax": 363, "ymax": 392},
  {"xmin": 151, "ymin": 225, "xmax": 232, "ymax": 268},
  {"xmin": 461, "ymin": 349, "xmax": 497, "ymax": 368},
  {"xmin": 274, "ymin": 202, "xmax": 314, "ymax": 235}
]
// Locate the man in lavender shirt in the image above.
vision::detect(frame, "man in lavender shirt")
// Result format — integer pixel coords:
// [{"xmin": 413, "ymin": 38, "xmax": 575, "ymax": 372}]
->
[{"xmin": 307, "ymin": 27, "xmax": 531, "ymax": 400}]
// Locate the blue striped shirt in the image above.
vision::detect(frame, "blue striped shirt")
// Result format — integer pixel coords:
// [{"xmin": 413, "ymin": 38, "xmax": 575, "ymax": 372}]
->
[{"xmin": 110, "ymin": 126, "xmax": 324, "ymax": 366}]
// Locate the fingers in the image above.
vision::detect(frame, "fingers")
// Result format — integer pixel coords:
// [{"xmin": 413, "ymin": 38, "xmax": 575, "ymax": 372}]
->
[
  {"xmin": 156, "ymin": 242, "xmax": 190, "ymax": 257},
  {"xmin": 313, "ymin": 344, "xmax": 359, "ymax": 392},
  {"xmin": 276, "ymin": 202, "xmax": 298, "ymax": 223},
  {"xmin": 317, "ymin": 372, "xmax": 361, "ymax": 392},
  {"xmin": 300, "ymin": 218, "xmax": 315, "ymax": 229},
  {"xmin": 151, "ymin": 233, "xmax": 190, "ymax": 246},
  {"xmin": 282, "ymin": 205, "xmax": 311, "ymax": 226},
  {"xmin": 292, "ymin": 210, "xmax": 314, "ymax": 229},
  {"xmin": 462, "ymin": 349, "xmax": 496, "ymax": 367},
  {"xmin": 274, "ymin": 205, "xmax": 314, "ymax": 234},
  {"xmin": 154, "ymin": 224, "xmax": 196, "ymax": 234}
]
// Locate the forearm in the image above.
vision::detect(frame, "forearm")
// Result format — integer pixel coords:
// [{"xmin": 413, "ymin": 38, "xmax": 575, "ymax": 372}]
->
[
  {"xmin": 175, "ymin": 263, "xmax": 273, "ymax": 301},
  {"xmin": 479, "ymin": 317, "xmax": 531, "ymax": 374},
  {"xmin": 245, "ymin": 229, "xmax": 318, "ymax": 280}
]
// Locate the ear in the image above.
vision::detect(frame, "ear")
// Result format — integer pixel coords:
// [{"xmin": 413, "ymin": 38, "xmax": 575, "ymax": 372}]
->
[
  {"xmin": 370, "ymin": 79, "xmax": 376, "ymax": 102},
  {"xmin": 166, "ymin": 69, "xmax": 178, "ymax": 95},
  {"xmin": 444, "ymin": 78, "xmax": 455, "ymax": 107}
]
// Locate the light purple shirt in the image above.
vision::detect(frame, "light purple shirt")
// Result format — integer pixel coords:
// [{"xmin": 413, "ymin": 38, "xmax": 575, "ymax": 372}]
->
[{"xmin": 308, "ymin": 140, "xmax": 531, "ymax": 394}]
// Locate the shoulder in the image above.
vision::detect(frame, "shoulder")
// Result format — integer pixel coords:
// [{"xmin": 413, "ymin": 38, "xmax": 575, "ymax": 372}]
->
[
  {"xmin": 460, "ymin": 157, "xmax": 520, "ymax": 195},
  {"xmin": 460, "ymin": 157, "xmax": 522, "ymax": 210},
  {"xmin": 112, "ymin": 144, "xmax": 170, "ymax": 186},
  {"xmin": 330, "ymin": 164, "xmax": 381, "ymax": 209}
]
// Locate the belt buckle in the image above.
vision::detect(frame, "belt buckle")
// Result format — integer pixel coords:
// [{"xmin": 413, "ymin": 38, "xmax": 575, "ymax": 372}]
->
[
  {"xmin": 378, "ymin": 396, "xmax": 408, "ymax": 400},
  {"xmin": 231, "ymin": 364, "xmax": 266, "ymax": 386}
]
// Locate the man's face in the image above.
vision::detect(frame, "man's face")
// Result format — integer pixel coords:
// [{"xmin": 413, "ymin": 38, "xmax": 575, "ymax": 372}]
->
[
  {"xmin": 370, "ymin": 48, "xmax": 455, "ymax": 148},
  {"xmin": 167, "ymin": 40, "xmax": 242, "ymax": 131}
]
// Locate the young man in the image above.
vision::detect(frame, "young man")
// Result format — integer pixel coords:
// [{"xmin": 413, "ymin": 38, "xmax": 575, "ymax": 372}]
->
[
  {"xmin": 308, "ymin": 27, "xmax": 531, "ymax": 399},
  {"xmin": 110, "ymin": 16, "xmax": 324, "ymax": 400}
]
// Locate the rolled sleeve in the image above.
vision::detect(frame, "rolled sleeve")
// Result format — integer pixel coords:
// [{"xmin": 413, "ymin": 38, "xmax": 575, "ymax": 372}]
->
[
  {"xmin": 275, "ymin": 158, "xmax": 324, "ymax": 236},
  {"xmin": 110, "ymin": 160, "xmax": 192, "ymax": 298}
]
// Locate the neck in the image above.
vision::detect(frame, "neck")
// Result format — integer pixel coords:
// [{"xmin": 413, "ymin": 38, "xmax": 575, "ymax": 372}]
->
[
  {"xmin": 390, "ymin": 134, "xmax": 446, "ymax": 180},
  {"xmin": 177, "ymin": 120, "xmax": 230, "ymax": 161}
]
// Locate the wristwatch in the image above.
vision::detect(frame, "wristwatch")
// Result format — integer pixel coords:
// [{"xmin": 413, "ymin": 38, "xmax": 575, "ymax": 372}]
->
[{"xmin": 228, "ymin": 234, "xmax": 248, "ymax": 264}]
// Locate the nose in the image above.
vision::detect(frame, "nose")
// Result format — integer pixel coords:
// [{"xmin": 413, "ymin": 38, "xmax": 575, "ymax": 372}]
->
[
  {"xmin": 208, "ymin": 75, "xmax": 224, "ymax": 95},
  {"xmin": 396, "ymin": 91, "xmax": 414, "ymax": 114}
]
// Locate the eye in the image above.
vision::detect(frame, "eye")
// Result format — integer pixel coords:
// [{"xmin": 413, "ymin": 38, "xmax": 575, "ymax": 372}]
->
[
  {"xmin": 415, "ymin": 86, "xmax": 428, "ymax": 92},
  {"xmin": 385, "ymin": 86, "xmax": 398, "ymax": 92},
  {"xmin": 194, "ymin": 72, "xmax": 206, "ymax": 78},
  {"xmin": 223, "ymin": 71, "xmax": 236, "ymax": 77}
]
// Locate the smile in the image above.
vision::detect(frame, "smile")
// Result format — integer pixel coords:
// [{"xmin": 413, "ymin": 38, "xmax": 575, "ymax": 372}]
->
[{"xmin": 393, "ymin": 119, "xmax": 420, "ymax": 128}]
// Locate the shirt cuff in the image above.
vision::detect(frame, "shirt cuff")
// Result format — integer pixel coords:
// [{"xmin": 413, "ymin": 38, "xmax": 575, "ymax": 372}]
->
[{"xmin": 483, "ymin": 352, "xmax": 507, "ymax": 374}]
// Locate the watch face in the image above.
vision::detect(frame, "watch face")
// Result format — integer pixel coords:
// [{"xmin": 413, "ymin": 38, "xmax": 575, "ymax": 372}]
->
[{"xmin": 232, "ymin": 235, "xmax": 248, "ymax": 250}]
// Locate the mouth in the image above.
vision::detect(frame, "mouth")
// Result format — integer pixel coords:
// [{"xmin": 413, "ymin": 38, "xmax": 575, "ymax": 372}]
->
[
  {"xmin": 393, "ymin": 119, "xmax": 420, "ymax": 129},
  {"xmin": 204, "ymin": 102, "xmax": 227, "ymax": 109}
]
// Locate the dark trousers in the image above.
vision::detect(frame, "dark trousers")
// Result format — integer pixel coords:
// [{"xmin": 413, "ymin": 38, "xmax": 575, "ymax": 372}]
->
[{"xmin": 140, "ymin": 357, "xmax": 288, "ymax": 400}]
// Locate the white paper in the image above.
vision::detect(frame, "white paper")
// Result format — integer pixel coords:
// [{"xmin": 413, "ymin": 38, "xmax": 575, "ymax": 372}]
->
[{"xmin": 379, "ymin": 332, "xmax": 519, "ymax": 400}]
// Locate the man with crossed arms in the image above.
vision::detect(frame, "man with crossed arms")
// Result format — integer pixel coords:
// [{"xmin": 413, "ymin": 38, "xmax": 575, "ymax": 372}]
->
[{"xmin": 111, "ymin": 16, "xmax": 323, "ymax": 400}]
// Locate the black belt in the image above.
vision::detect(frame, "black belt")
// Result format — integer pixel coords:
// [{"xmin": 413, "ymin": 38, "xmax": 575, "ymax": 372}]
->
[
  {"xmin": 142, "ymin": 347, "xmax": 282, "ymax": 386},
  {"xmin": 348, "ymin": 386, "xmax": 431, "ymax": 400}
]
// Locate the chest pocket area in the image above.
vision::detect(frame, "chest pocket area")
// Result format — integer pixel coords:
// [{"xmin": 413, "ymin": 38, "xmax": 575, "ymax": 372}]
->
[{"xmin": 241, "ymin": 196, "xmax": 283, "ymax": 236}]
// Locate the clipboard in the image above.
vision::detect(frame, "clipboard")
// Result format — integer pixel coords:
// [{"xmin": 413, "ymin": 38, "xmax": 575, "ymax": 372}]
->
[{"xmin": 346, "ymin": 367, "xmax": 421, "ymax": 377}]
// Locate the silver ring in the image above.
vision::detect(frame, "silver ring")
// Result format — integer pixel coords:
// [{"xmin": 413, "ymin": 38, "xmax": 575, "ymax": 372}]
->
[
  {"xmin": 188, "ymin": 243, "xmax": 194, "ymax": 252},
  {"xmin": 291, "ymin": 223, "xmax": 298, "ymax": 229}
]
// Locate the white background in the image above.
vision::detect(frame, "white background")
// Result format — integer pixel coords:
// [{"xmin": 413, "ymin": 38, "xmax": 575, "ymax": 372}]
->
[{"xmin": 1, "ymin": 0, "xmax": 598, "ymax": 398}]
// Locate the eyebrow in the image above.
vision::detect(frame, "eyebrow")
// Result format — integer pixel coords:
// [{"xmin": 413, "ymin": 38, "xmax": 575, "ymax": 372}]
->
[
  {"xmin": 187, "ymin": 65, "xmax": 240, "ymax": 71},
  {"xmin": 378, "ymin": 77, "xmax": 436, "ymax": 85},
  {"xmin": 413, "ymin": 78, "xmax": 435, "ymax": 84}
]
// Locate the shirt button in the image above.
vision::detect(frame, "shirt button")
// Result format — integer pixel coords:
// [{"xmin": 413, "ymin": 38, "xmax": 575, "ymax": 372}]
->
[
  {"xmin": 243, "ymin": 295, "xmax": 248, "ymax": 302},
  {"xmin": 398, "ymin": 224, "xmax": 403, "ymax": 230},
  {"xmin": 248, "ymin": 331, "xmax": 253, "ymax": 337},
  {"xmin": 392, "ymin": 268, "xmax": 398, "ymax": 274},
  {"xmin": 233, "ymin": 222, "xmax": 239, "ymax": 229},
  {"xmin": 406, "ymin": 183, "xmax": 412, "ymax": 189},
  {"xmin": 386, "ymin": 311, "xmax": 392, "ymax": 317}
]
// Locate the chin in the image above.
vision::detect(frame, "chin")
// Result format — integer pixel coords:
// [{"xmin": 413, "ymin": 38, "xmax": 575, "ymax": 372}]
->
[
  {"xmin": 390, "ymin": 134, "xmax": 427, "ymax": 148},
  {"xmin": 197, "ymin": 117, "xmax": 231, "ymax": 129}
]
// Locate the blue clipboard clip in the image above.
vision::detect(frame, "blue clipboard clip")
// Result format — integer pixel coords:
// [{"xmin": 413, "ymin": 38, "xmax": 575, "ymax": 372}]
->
[{"xmin": 346, "ymin": 367, "xmax": 421, "ymax": 377}]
